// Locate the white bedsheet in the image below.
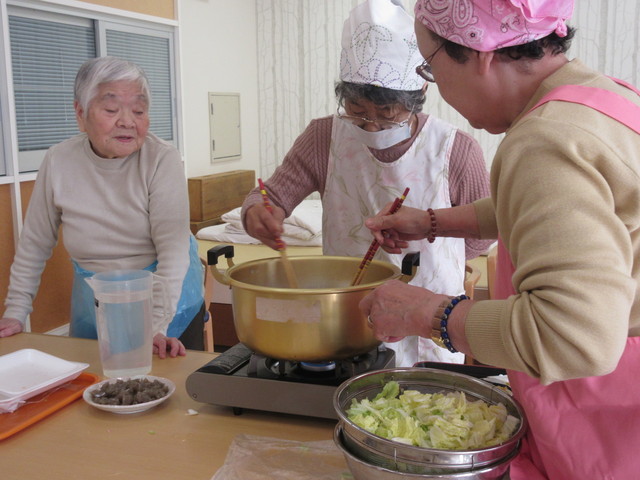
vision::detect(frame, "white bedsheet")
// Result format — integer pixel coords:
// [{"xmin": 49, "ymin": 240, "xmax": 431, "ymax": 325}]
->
[{"xmin": 196, "ymin": 199, "xmax": 323, "ymax": 247}]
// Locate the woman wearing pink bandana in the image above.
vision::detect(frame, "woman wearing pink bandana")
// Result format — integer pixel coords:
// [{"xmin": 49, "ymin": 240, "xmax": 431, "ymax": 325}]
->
[{"xmin": 361, "ymin": 1, "xmax": 640, "ymax": 478}]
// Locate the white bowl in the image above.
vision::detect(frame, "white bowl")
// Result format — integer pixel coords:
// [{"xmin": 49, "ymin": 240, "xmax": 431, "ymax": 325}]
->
[{"xmin": 83, "ymin": 375, "xmax": 175, "ymax": 414}]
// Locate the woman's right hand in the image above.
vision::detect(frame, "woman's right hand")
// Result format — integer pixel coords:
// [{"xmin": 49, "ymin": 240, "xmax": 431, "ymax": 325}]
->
[
  {"xmin": 244, "ymin": 203, "xmax": 287, "ymax": 250},
  {"xmin": 0, "ymin": 318, "xmax": 24, "ymax": 338},
  {"xmin": 364, "ymin": 204, "xmax": 432, "ymax": 253}
]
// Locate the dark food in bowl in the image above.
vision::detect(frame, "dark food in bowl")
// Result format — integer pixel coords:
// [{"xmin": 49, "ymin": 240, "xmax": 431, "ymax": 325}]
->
[{"xmin": 91, "ymin": 378, "xmax": 169, "ymax": 406}]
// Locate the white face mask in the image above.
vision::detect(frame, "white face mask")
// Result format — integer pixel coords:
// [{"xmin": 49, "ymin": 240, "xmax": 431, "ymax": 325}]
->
[{"xmin": 337, "ymin": 116, "xmax": 412, "ymax": 150}]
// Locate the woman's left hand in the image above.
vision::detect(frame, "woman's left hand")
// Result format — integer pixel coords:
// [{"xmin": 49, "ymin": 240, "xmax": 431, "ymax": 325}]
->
[
  {"xmin": 360, "ymin": 280, "xmax": 446, "ymax": 341},
  {"xmin": 153, "ymin": 333, "xmax": 186, "ymax": 358}
]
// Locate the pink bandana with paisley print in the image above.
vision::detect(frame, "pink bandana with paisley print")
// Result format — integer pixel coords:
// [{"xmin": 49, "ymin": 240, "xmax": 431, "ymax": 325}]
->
[{"xmin": 414, "ymin": 0, "xmax": 573, "ymax": 52}]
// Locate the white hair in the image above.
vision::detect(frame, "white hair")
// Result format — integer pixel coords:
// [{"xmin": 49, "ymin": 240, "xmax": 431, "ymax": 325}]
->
[{"xmin": 74, "ymin": 56, "xmax": 151, "ymax": 116}]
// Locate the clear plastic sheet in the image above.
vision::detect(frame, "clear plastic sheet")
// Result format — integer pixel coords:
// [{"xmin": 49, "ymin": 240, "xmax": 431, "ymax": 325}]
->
[{"xmin": 212, "ymin": 434, "xmax": 353, "ymax": 480}]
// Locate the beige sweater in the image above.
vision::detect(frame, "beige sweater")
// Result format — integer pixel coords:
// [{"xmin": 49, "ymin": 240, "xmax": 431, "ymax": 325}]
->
[
  {"xmin": 470, "ymin": 60, "xmax": 640, "ymax": 384},
  {"xmin": 4, "ymin": 133, "xmax": 190, "ymax": 335}
]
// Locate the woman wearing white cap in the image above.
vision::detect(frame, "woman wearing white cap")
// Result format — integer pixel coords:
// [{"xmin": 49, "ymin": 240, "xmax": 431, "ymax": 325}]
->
[{"xmin": 242, "ymin": 0, "xmax": 493, "ymax": 367}]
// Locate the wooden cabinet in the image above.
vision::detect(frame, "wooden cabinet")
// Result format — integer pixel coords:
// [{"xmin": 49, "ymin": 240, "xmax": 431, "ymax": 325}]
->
[
  {"xmin": 188, "ymin": 170, "xmax": 255, "ymax": 235},
  {"xmin": 188, "ymin": 170, "xmax": 255, "ymax": 222}
]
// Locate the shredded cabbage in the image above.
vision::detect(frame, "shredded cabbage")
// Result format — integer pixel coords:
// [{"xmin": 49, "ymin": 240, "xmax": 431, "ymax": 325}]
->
[{"xmin": 346, "ymin": 381, "xmax": 519, "ymax": 450}]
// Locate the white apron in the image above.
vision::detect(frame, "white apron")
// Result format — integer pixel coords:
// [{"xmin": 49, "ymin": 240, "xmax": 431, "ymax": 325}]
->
[{"xmin": 323, "ymin": 115, "xmax": 466, "ymax": 366}]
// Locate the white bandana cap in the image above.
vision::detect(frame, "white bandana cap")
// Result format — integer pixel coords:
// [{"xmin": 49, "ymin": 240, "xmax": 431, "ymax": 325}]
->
[{"xmin": 340, "ymin": 0, "xmax": 425, "ymax": 91}]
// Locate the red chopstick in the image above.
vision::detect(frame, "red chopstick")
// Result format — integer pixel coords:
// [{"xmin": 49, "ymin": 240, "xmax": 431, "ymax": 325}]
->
[{"xmin": 351, "ymin": 187, "xmax": 410, "ymax": 286}]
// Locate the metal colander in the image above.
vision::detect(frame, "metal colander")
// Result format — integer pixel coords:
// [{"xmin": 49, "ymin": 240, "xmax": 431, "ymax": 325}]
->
[
  {"xmin": 333, "ymin": 368, "xmax": 527, "ymax": 475},
  {"xmin": 335, "ymin": 424, "xmax": 517, "ymax": 480}
]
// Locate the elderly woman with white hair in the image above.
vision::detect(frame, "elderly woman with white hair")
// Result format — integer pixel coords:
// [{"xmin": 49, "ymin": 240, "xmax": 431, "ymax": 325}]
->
[{"xmin": 0, "ymin": 56, "xmax": 204, "ymax": 357}]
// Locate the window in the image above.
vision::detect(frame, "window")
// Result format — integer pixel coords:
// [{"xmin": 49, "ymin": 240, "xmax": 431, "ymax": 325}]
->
[
  {"xmin": 102, "ymin": 23, "xmax": 176, "ymax": 142},
  {"xmin": 7, "ymin": 5, "xmax": 178, "ymax": 173},
  {"xmin": 9, "ymin": 12, "xmax": 96, "ymax": 173}
]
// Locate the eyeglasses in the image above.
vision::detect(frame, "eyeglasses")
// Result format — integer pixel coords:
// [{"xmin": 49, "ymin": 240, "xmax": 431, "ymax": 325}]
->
[
  {"xmin": 336, "ymin": 107, "xmax": 413, "ymax": 131},
  {"xmin": 416, "ymin": 42, "xmax": 445, "ymax": 83}
]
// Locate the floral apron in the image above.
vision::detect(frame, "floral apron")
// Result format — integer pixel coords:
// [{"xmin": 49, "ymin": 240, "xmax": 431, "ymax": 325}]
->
[
  {"xmin": 323, "ymin": 115, "xmax": 466, "ymax": 366},
  {"xmin": 497, "ymin": 79, "xmax": 640, "ymax": 480}
]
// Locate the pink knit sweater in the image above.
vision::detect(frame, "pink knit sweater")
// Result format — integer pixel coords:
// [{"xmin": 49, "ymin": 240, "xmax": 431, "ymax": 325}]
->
[{"xmin": 242, "ymin": 113, "xmax": 493, "ymax": 259}]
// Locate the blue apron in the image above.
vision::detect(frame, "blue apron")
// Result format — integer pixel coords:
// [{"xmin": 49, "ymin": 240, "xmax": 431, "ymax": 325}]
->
[{"xmin": 70, "ymin": 235, "xmax": 204, "ymax": 339}]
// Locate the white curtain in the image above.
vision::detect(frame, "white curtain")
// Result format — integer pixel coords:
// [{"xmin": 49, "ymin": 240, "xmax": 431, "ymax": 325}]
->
[{"xmin": 256, "ymin": 0, "xmax": 640, "ymax": 179}]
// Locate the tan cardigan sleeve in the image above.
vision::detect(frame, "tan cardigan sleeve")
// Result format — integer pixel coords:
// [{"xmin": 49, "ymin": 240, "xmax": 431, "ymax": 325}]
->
[{"xmin": 466, "ymin": 110, "xmax": 637, "ymax": 385}]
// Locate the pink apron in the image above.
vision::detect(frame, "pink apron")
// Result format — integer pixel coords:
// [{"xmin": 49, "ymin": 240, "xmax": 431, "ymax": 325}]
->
[{"xmin": 496, "ymin": 79, "xmax": 640, "ymax": 480}]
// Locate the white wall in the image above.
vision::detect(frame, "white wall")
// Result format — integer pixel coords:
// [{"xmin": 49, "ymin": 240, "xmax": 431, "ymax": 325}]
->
[
  {"xmin": 178, "ymin": 0, "xmax": 260, "ymax": 179},
  {"xmin": 253, "ymin": 0, "xmax": 639, "ymax": 178},
  {"xmin": 177, "ymin": 0, "xmax": 639, "ymax": 182}
]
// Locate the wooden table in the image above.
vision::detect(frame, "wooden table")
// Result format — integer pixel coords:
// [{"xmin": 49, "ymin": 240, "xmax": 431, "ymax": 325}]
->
[{"xmin": 0, "ymin": 333, "xmax": 335, "ymax": 480}]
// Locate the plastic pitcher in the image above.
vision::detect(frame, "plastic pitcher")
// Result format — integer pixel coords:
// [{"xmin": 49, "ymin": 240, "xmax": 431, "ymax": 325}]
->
[{"xmin": 85, "ymin": 270, "xmax": 169, "ymax": 378}]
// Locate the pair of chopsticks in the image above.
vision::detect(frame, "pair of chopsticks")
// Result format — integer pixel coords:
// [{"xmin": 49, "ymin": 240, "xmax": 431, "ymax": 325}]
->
[
  {"xmin": 351, "ymin": 187, "xmax": 410, "ymax": 286},
  {"xmin": 258, "ymin": 178, "xmax": 299, "ymax": 288}
]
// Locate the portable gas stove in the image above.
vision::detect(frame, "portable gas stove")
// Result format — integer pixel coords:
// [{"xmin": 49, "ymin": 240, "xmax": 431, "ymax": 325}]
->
[{"xmin": 186, "ymin": 343, "xmax": 395, "ymax": 419}]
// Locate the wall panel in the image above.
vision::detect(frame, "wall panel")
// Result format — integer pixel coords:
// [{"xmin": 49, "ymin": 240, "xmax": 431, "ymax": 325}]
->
[
  {"xmin": 0, "ymin": 185, "xmax": 16, "ymax": 323},
  {"xmin": 80, "ymin": 0, "xmax": 175, "ymax": 20},
  {"xmin": 11, "ymin": 182, "xmax": 73, "ymax": 333}
]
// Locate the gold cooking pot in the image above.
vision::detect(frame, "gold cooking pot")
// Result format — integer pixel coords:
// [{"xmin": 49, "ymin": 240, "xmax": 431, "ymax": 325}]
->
[{"xmin": 207, "ymin": 245, "xmax": 418, "ymax": 362}]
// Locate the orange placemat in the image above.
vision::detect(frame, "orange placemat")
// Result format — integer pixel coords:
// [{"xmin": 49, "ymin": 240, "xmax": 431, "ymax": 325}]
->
[{"xmin": 0, "ymin": 372, "xmax": 100, "ymax": 440}]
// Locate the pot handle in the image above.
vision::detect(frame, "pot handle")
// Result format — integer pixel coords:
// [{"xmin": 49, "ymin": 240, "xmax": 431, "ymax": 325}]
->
[
  {"xmin": 207, "ymin": 244, "xmax": 235, "ymax": 265},
  {"xmin": 207, "ymin": 244, "xmax": 236, "ymax": 286},
  {"xmin": 400, "ymin": 251, "xmax": 420, "ymax": 282}
]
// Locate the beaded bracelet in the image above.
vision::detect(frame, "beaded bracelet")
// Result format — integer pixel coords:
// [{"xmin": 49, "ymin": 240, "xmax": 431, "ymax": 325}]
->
[
  {"xmin": 431, "ymin": 294, "xmax": 469, "ymax": 353},
  {"xmin": 426, "ymin": 208, "xmax": 437, "ymax": 243}
]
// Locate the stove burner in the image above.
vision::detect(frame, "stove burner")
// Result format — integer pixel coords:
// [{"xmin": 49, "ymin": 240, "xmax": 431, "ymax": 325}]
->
[
  {"xmin": 185, "ymin": 344, "xmax": 396, "ymax": 419},
  {"xmin": 300, "ymin": 361, "xmax": 336, "ymax": 372},
  {"xmin": 248, "ymin": 348, "xmax": 383, "ymax": 385}
]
